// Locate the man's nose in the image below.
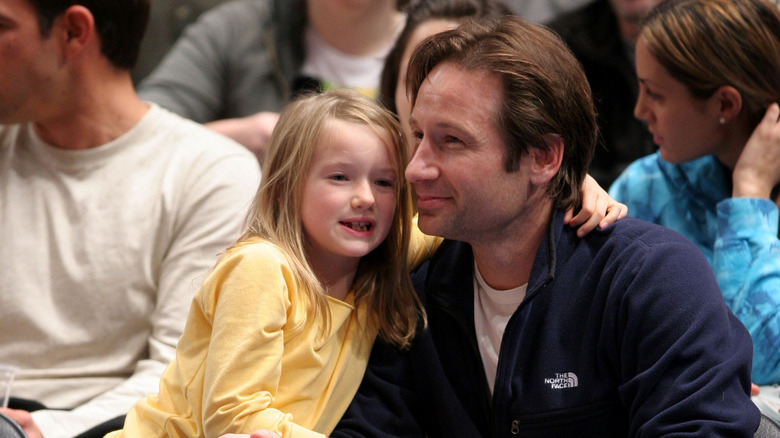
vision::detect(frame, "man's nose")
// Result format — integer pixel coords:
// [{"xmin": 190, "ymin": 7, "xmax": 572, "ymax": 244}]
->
[{"xmin": 405, "ymin": 140, "xmax": 438, "ymax": 183}]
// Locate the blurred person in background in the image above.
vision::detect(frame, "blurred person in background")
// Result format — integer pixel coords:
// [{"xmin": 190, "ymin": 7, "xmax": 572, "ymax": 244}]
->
[
  {"xmin": 548, "ymin": 0, "xmax": 661, "ymax": 187},
  {"xmin": 0, "ymin": 0, "xmax": 260, "ymax": 436},
  {"xmin": 610, "ymin": 0, "xmax": 780, "ymax": 385},
  {"xmin": 137, "ymin": 0, "xmax": 406, "ymax": 162}
]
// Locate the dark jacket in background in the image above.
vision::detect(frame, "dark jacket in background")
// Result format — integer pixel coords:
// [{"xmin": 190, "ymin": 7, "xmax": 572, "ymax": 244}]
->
[{"xmin": 548, "ymin": 0, "xmax": 656, "ymax": 187}]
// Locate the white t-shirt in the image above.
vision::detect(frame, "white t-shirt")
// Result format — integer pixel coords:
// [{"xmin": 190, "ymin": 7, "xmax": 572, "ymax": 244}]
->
[
  {"xmin": 473, "ymin": 263, "xmax": 527, "ymax": 394},
  {"xmin": 301, "ymin": 17, "xmax": 405, "ymax": 98}
]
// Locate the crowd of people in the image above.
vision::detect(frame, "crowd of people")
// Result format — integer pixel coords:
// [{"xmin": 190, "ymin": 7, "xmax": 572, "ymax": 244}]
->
[{"xmin": 0, "ymin": 0, "xmax": 778, "ymax": 437}]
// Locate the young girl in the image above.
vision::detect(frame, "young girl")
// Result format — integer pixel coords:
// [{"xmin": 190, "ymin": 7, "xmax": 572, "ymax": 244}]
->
[
  {"xmin": 109, "ymin": 89, "xmax": 419, "ymax": 438},
  {"xmin": 110, "ymin": 89, "xmax": 624, "ymax": 438},
  {"xmin": 609, "ymin": 0, "xmax": 780, "ymax": 384}
]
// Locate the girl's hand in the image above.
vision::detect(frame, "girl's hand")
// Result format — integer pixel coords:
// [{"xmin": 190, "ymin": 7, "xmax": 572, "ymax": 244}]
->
[
  {"xmin": 733, "ymin": 103, "xmax": 780, "ymax": 201},
  {"xmin": 565, "ymin": 174, "xmax": 628, "ymax": 237}
]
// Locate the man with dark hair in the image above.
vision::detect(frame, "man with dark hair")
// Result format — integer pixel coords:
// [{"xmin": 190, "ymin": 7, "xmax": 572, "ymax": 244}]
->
[
  {"xmin": 23, "ymin": 0, "xmax": 150, "ymax": 70},
  {"xmin": 0, "ymin": 1, "xmax": 260, "ymax": 437},
  {"xmin": 330, "ymin": 16, "xmax": 758, "ymax": 437}
]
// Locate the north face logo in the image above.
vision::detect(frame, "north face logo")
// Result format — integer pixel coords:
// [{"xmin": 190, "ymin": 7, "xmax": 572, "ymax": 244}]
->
[{"xmin": 544, "ymin": 372, "xmax": 578, "ymax": 389}]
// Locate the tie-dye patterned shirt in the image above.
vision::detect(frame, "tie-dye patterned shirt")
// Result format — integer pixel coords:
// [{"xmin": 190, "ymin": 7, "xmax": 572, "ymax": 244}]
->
[{"xmin": 610, "ymin": 152, "xmax": 780, "ymax": 384}]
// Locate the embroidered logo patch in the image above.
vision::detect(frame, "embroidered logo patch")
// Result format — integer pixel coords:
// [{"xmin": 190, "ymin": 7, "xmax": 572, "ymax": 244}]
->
[{"xmin": 544, "ymin": 372, "xmax": 578, "ymax": 389}]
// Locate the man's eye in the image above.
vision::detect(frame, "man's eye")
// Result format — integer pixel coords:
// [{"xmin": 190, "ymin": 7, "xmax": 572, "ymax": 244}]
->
[{"xmin": 444, "ymin": 135, "xmax": 462, "ymax": 144}]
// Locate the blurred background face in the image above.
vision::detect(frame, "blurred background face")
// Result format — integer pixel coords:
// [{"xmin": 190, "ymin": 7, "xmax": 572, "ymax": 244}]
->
[
  {"xmin": 394, "ymin": 18, "xmax": 460, "ymax": 142},
  {"xmin": 608, "ymin": 0, "xmax": 663, "ymax": 42},
  {"xmin": 308, "ymin": 0, "xmax": 391, "ymax": 11},
  {"xmin": 608, "ymin": 0, "xmax": 661, "ymax": 22},
  {"xmin": 633, "ymin": 37, "xmax": 722, "ymax": 164},
  {"xmin": 0, "ymin": 0, "xmax": 64, "ymax": 124}
]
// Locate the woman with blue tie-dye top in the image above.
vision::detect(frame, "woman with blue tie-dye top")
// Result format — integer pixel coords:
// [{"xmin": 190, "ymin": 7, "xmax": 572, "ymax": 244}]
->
[{"xmin": 609, "ymin": 0, "xmax": 780, "ymax": 384}]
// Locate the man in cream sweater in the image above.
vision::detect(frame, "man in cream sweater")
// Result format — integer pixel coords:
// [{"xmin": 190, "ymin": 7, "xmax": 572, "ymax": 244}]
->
[{"xmin": 0, "ymin": 0, "xmax": 261, "ymax": 437}]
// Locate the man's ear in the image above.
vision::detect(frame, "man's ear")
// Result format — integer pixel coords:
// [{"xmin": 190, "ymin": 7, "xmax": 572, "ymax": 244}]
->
[
  {"xmin": 529, "ymin": 133, "xmax": 564, "ymax": 186},
  {"xmin": 56, "ymin": 6, "xmax": 96, "ymax": 57},
  {"xmin": 713, "ymin": 85, "xmax": 743, "ymax": 124}
]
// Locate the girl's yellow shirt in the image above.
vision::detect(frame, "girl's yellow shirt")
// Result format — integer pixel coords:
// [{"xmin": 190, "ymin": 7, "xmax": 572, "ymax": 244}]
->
[{"xmin": 109, "ymin": 238, "xmax": 376, "ymax": 438}]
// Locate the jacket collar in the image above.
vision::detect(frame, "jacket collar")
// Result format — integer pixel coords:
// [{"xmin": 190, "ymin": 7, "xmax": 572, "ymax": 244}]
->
[
  {"xmin": 658, "ymin": 154, "xmax": 730, "ymax": 205},
  {"xmin": 425, "ymin": 210, "xmax": 562, "ymax": 309}
]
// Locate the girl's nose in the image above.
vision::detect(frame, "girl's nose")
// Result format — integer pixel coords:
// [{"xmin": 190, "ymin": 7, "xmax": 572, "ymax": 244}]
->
[{"xmin": 351, "ymin": 180, "xmax": 375, "ymax": 209}]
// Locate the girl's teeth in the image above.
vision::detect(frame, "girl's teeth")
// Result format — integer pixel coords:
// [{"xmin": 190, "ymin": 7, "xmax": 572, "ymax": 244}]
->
[{"xmin": 348, "ymin": 222, "xmax": 370, "ymax": 231}]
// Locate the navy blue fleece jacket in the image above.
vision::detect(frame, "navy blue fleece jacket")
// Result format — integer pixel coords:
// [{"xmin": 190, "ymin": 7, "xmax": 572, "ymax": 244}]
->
[{"xmin": 333, "ymin": 212, "xmax": 758, "ymax": 437}]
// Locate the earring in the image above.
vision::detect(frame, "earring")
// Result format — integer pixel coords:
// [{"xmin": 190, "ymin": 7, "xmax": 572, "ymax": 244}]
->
[{"xmin": 719, "ymin": 117, "xmax": 726, "ymax": 125}]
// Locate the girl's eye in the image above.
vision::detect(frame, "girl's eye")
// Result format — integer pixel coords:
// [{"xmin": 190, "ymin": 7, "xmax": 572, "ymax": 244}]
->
[
  {"xmin": 329, "ymin": 174, "xmax": 347, "ymax": 181},
  {"xmin": 375, "ymin": 179, "xmax": 395, "ymax": 188}
]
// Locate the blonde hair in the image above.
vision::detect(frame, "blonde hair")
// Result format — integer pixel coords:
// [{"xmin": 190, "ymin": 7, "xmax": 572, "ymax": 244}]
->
[
  {"xmin": 641, "ymin": 0, "xmax": 780, "ymax": 127},
  {"xmin": 238, "ymin": 89, "xmax": 422, "ymax": 349}
]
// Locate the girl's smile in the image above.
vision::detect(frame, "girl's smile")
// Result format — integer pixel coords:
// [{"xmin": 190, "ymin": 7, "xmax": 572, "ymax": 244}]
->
[{"xmin": 301, "ymin": 119, "xmax": 398, "ymax": 268}]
